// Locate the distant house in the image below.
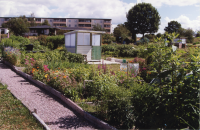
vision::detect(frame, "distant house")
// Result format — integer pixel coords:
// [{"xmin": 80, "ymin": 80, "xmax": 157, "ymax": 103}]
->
[
  {"xmin": 26, "ymin": 25, "xmax": 93, "ymax": 36},
  {"xmin": 0, "ymin": 28, "xmax": 9, "ymax": 34},
  {"xmin": 25, "ymin": 25, "xmax": 59, "ymax": 36},
  {"xmin": 172, "ymin": 37, "xmax": 187, "ymax": 48}
]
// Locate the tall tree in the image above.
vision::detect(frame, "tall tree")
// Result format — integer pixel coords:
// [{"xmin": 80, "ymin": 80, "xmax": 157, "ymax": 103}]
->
[
  {"xmin": 184, "ymin": 28, "xmax": 195, "ymax": 43},
  {"xmin": 92, "ymin": 24, "xmax": 105, "ymax": 31},
  {"xmin": 126, "ymin": 2, "xmax": 161, "ymax": 42},
  {"xmin": 164, "ymin": 21, "xmax": 181, "ymax": 33},
  {"xmin": 113, "ymin": 24, "xmax": 130, "ymax": 43},
  {"xmin": 42, "ymin": 20, "xmax": 50, "ymax": 26},
  {"xmin": 5, "ymin": 15, "xmax": 30, "ymax": 36}
]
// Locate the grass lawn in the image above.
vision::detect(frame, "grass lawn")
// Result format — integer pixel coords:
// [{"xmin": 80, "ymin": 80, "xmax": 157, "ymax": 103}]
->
[{"xmin": 0, "ymin": 83, "xmax": 44, "ymax": 130}]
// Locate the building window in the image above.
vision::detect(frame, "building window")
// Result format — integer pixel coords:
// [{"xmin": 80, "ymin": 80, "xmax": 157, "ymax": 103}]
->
[
  {"xmin": 94, "ymin": 20, "xmax": 96, "ymax": 23},
  {"xmin": 50, "ymin": 20, "xmax": 52, "ymax": 22},
  {"xmin": 69, "ymin": 20, "xmax": 71, "ymax": 22},
  {"xmin": 75, "ymin": 20, "xmax": 77, "ymax": 22},
  {"xmin": 44, "ymin": 29, "xmax": 47, "ymax": 34},
  {"xmin": 1, "ymin": 19, "xmax": 4, "ymax": 22},
  {"xmin": 69, "ymin": 24, "xmax": 71, "ymax": 27},
  {"xmin": 100, "ymin": 20, "xmax": 102, "ymax": 23},
  {"xmin": 75, "ymin": 25, "xmax": 77, "ymax": 27}
]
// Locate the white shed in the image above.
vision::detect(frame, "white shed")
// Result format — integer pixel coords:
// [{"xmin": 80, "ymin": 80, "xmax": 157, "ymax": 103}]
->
[{"xmin": 64, "ymin": 30, "xmax": 105, "ymax": 61}]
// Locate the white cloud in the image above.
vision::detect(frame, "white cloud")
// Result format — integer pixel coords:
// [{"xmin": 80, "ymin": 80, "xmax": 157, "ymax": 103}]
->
[
  {"xmin": 137, "ymin": 0, "xmax": 200, "ymax": 8},
  {"xmin": 157, "ymin": 15, "xmax": 200, "ymax": 34},
  {"xmin": 0, "ymin": 0, "xmax": 136, "ymax": 26}
]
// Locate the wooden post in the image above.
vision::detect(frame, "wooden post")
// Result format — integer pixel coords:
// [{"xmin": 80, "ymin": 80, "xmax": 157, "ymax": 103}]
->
[
  {"xmin": 0, "ymin": 29, "xmax": 1, "ymax": 42},
  {"xmin": 127, "ymin": 62, "xmax": 128, "ymax": 80}
]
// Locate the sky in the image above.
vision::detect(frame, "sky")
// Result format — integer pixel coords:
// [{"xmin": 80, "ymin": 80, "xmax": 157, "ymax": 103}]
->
[{"xmin": 0, "ymin": 0, "xmax": 200, "ymax": 35}]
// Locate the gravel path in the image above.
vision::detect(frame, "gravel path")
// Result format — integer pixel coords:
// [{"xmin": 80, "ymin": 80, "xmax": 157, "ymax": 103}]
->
[{"xmin": 0, "ymin": 62, "xmax": 98, "ymax": 130}]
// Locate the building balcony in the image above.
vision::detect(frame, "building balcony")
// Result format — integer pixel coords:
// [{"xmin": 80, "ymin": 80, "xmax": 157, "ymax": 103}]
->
[
  {"xmin": 53, "ymin": 21, "xmax": 66, "ymax": 24},
  {"xmin": 78, "ymin": 26, "xmax": 91, "ymax": 29},
  {"xmin": 78, "ymin": 22, "xmax": 91, "ymax": 24},
  {"xmin": 104, "ymin": 22, "xmax": 111, "ymax": 25},
  {"xmin": 104, "ymin": 27, "xmax": 110, "ymax": 29},
  {"xmin": 35, "ymin": 21, "xmax": 41, "ymax": 23}
]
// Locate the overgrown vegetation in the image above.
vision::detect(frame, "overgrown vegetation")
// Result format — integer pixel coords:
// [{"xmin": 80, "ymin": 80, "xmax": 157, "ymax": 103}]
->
[{"xmin": 1, "ymin": 34, "xmax": 199, "ymax": 129}]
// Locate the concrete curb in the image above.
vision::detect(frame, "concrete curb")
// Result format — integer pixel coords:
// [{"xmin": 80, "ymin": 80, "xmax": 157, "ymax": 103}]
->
[
  {"xmin": 32, "ymin": 113, "xmax": 51, "ymax": 130},
  {"xmin": 3, "ymin": 60, "xmax": 116, "ymax": 130}
]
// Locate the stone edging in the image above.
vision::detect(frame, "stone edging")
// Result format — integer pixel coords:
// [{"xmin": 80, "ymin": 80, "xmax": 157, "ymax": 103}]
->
[{"xmin": 3, "ymin": 60, "xmax": 116, "ymax": 130}]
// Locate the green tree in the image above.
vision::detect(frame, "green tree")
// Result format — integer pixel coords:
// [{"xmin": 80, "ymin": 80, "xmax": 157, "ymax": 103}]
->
[
  {"xmin": 29, "ymin": 18, "xmax": 36, "ymax": 27},
  {"xmin": 156, "ymin": 33, "xmax": 162, "ymax": 38},
  {"xmin": 92, "ymin": 24, "xmax": 105, "ymax": 31},
  {"xmin": 42, "ymin": 20, "xmax": 50, "ymax": 26},
  {"xmin": 113, "ymin": 24, "xmax": 130, "ymax": 43},
  {"xmin": 5, "ymin": 15, "xmax": 30, "ymax": 36},
  {"xmin": 184, "ymin": 28, "xmax": 194, "ymax": 43},
  {"xmin": 164, "ymin": 20, "xmax": 181, "ymax": 33},
  {"xmin": 126, "ymin": 2, "xmax": 161, "ymax": 42},
  {"xmin": 196, "ymin": 31, "xmax": 200, "ymax": 37},
  {"xmin": 102, "ymin": 34, "xmax": 116, "ymax": 44}
]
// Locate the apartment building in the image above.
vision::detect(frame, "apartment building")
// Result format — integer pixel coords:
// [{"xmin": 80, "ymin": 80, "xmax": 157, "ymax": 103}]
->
[{"xmin": 0, "ymin": 17, "xmax": 112, "ymax": 34}]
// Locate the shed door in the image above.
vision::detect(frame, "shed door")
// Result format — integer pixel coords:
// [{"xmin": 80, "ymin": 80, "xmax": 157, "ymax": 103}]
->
[
  {"xmin": 92, "ymin": 46, "xmax": 101, "ymax": 60},
  {"xmin": 92, "ymin": 34, "xmax": 101, "ymax": 60}
]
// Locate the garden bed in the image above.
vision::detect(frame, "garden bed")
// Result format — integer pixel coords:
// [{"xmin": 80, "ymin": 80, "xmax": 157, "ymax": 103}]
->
[{"xmin": 0, "ymin": 34, "xmax": 199, "ymax": 129}]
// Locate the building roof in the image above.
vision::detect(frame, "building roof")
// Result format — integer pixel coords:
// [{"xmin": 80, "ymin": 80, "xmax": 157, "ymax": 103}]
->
[
  {"xmin": 64, "ymin": 30, "xmax": 106, "ymax": 35},
  {"xmin": 0, "ymin": 17, "xmax": 111, "ymax": 20}
]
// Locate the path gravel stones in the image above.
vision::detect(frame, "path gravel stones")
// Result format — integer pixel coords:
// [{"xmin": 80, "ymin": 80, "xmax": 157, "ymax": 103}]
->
[{"xmin": 0, "ymin": 62, "xmax": 98, "ymax": 130}]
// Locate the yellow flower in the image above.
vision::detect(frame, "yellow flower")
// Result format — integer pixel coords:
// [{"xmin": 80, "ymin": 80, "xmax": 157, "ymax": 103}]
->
[
  {"xmin": 56, "ymin": 71, "xmax": 58, "ymax": 73},
  {"xmin": 45, "ymin": 74, "xmax": 48, "ymax": 78},
  {"xmin": 59, "ymin": 75, "xmax": 61, "ymax": 77},
  {"xmin": 37, "ymin": 67, "xmax": 39, "ymax": 69},
  {"xmin": 53, "ymin": 77, "xmax": 56, "ymax": 79},
  {"xmin": 69, "ymin": 72, "xmax": 72, "ymax": 73},
  {"xmin": 63, "ymin": 76, "xmax": 67, "ymax": 78}
]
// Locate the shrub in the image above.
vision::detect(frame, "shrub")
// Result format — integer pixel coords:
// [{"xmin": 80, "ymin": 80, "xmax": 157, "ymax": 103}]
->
[
  {"xmin": 3, "ymin": 47, "xmax": 20, "ymax": 65},
  {"xmin": 136, "ymin": 37, "xmax": 149, "ymax": 45},
  {"xmin": 67, "ymin": 52, "xmax": 84, "ymax": 63}
]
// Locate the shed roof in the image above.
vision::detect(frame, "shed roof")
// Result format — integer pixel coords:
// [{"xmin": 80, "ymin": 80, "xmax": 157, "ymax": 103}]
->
[{"xmin": 64, "ymin": 30, "xmax": 106, "ymax": 35}]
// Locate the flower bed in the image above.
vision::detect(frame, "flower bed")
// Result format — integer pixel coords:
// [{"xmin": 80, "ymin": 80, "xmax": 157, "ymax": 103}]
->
[{"xmin": 1, "ymin": 34, "xmax": 199, "ymax": 129}]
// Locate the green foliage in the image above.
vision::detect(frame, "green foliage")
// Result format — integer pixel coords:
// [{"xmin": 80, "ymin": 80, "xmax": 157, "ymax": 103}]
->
[
  {"xmin": 196, "ymin": 31, "xmax": 200, "ymax": 37},
  {"xmin": 145, "ymin": 34, "xmax": 156, "ymax": 42},
  {"xmin": 67, "ymin": 52, "xmax": 84, "ymax": 63},
  {"xmin": 144, "ymin": 36, "xmax": 199, "ymax": 129},
  {"xmin": 56, "ymin": 30, "xmax": 70, "ymax": 35},
  {"xmin": 92, "ymin": 23, "xmax": 105, "ymax": 31},
  {"xmin": 102, "ymin": 44, "xmax": 149, "ymax": 58},
  {"xmin": 5, "ymin": 15, "xmax": 30, "ymax": 36},
  {"xmin": 136, "ymin": 37, "xmax": 149, "ymax": 45},
  {"xmin": 41, "ymin": 20, "xmax": 50, "ymax": 26},
  {"xmin": 113, "ymin": 24, "xmax": 131, "ymax": 43},
  {"xmin": 126, "ymin": 2, "xmax": 161, "ymax": 39},
  {"xmin": 38, "ymin": 35, "xmax": 65, "ymax": 49},
  {"xmin": 102, "ymin": 34, "xmax": 116, "ymax": 44},
  {"xmin": 164, "ymin": 20, "xmax": 181, "ymax": 33},
  {"xmin": 184, "ymin": 28, "xmax": 195, "ymax": 43},
  {"xmin": 156, "ymin": 33, "xmax": 162, "ymax": 38}
]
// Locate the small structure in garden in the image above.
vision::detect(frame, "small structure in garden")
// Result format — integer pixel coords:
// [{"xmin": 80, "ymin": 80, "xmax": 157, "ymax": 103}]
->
[
  {"xmin": 172, "ymin": 37, "xmax": 187, "ymax": 48},
  {"xmin": 64, "ymin": 30, "xmax": 105, "ymax": 61}
]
